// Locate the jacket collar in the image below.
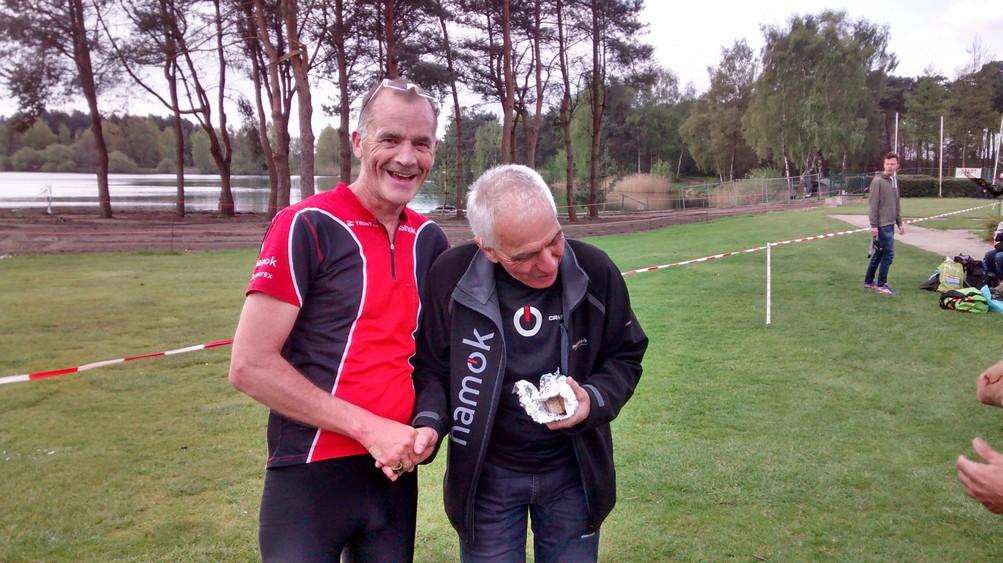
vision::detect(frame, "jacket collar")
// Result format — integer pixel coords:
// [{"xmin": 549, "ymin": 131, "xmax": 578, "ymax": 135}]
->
[{"xmin": 452, "ymin": 240, "xmax": 589, "ymax": 319}]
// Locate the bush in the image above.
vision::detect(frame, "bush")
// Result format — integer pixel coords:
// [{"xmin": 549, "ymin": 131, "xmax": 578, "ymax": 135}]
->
[
  {"xmin": 650, "ymin": 159, "xmax": 673, "ymax": 180},
  {"xmin": 156, "ymin": 157, "xmax": 176, "ymax": 174},
  {"xmin": 0, "ymin": 155, "xmax": 10, "ymax": 171},
  {"xmin": 40, "ymin": 144, "xmax": 78, "ymax": 172},
  {"xmin": 746, "ymin": 166, "xmax": 782, "ymax": 179},
  {"xmin": 896, "ymin": 174, "xmax": 984, "ymax": 198},
  {"xmin": 10, "ymin": 147, "xmax": 44, "ymax": 171},
  {"xmin": 108, "ymin": 150, "xmax": 139, "ymax": 173}
]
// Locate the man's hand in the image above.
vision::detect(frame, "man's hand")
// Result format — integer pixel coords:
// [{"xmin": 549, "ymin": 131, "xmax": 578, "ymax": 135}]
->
[
  {"xmin": 977, "ymin": 358, "xmax": 1003, "ymax": 407},
  {"xmin": 897, "ymin": 224, "xmax": 905, "ymax": 235},
  {"xmin": 547, "ymin": 377, "xmax": 591, "ymax": 430},
  {"xmin": 362, "ymin": 417, "xmax": 418, "ymax": 481},
  {"xmin": 870, "ymin": 227, "xmax": 878, "ymax": 237},
  {"xmin": 958, "ymin": 437, "xmax": 1003, "ymax": 513},
  {"xmin": 412, "ymin": 427, "xmax": 439, "ymax": 465}
]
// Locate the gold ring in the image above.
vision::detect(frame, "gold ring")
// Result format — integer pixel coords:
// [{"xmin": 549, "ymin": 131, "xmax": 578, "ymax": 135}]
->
[{"xmin": 390, "ymin": 461, "xmax": 405, "ymax": 473}]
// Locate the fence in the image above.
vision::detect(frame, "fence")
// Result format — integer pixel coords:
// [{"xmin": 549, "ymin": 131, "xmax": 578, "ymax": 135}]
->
[{"xmin": 600, "ymin": 172, "xmax": 875, "ymax": 213}]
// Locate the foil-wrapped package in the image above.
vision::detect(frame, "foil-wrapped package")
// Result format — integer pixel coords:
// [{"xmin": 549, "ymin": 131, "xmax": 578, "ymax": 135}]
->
[{"xmin": 512, "ymin": 371, "xmax": 578, "ymax": 424}]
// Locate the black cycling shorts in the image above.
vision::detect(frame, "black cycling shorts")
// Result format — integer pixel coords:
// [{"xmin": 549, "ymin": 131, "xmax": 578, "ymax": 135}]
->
[{"xmin": 258, "ymin": 454, "xmax": 418, "ymax": 562}]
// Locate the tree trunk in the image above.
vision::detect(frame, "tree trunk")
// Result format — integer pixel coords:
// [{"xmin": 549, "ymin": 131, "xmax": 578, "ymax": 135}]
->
[
  {"xmin": 333, "ymin": 0, "xmax": 352, "ymax": 184},
  {"xmin": 437, "ymin": 12, "xmax": 465, "ymax": 218},
  {"xmin": 212, "ymin": 0, "xmax": 234, "ymax": 216},
  {"xmin": 384, "ymin": 0, "xmax": 398, "ymax": 78},
  {"xmin": 168, "ymin": 76, "xmax": 185, "ymax": 218},
  {"xmin": 556, "ymin": 0, "xmax": 576, "ymax": 222},
  {"xmin": 70, "ymin": 0, "xmax": 111, "ymax": 218},
  {"xmin": 500, "ymin": 0, "xmax": 515, "ymax": 163},
  {"xmin": 253, "ymin": 0, "xmax": 291, "ymax": 210},
  {"xmin": 587, "ymin": 0, "xmax": 604, "ymax": 219},
  {"xmin": 524, "ymin": 0, "xmax": 543, "ymax": 168},
  {"xmin": 283, "ymin": 0, "xmax": 314, "ymax": 199},
  {"xmin": 238, "ymin": 0, "xmax": 279, "ymax": 215},
  {"xmin": 161, "ymin": 0, "xmax": 185, "ymax": 217}
]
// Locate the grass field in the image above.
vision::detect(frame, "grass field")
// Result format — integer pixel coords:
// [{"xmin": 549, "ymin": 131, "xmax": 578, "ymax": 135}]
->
[
  {"xmin": 2, "ymin": 199, "xmax": 1003, "ymax": 561},
  {"xmin": 835, "ymin": 197, "xmax": 1001, "ymax": 234}
]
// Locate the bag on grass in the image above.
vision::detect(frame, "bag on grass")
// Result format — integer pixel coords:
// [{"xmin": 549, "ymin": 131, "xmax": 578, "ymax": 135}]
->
[
  {"xmin": 979, "ymin": 285, "xmax": 1003, "ymax": 314},
  {"xmin": 957, "ymin": 255, "xmax": 988, "ymax": 289},
  {"xmin": 936, "ymin": 258, "xmax": 965, "ymax": 292},
  {"xmin": 918, "ymin": 270, "xmax": 939, "ymax": 291},
  {"xmin": 939, "ymin": 287, "xmax": 989, "ymax": 313}
]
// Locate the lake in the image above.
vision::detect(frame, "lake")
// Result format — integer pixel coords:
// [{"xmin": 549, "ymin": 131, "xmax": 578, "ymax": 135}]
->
[{"xmin": 0, "ymin": 172, "xmax": 452, "ymax": 214}]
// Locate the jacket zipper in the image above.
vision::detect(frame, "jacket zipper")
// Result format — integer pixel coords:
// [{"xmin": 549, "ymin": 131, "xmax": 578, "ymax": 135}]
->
[{"xmin": 389, "ymin": 240, "xmax": 396, "ymax": 280}]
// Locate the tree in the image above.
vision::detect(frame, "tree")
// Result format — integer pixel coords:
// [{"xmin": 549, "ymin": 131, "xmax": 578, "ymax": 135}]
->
[
  {"xmin": 902, "ymin": 69, "xmax": 947, "ymax": 169},
  {"xmin": 583, "ymin": 0, "xmax": 651, "ymax": 217},
  {"xmin": 433, "ymin": 108, "xmax": 497, "ymax": 194},
  {"xmin": 21, "ymin": 120, "xmax": 59, "ymax": 150},
  {"xmin": 120, "ymin": 116, "xmax": 163, "ymax": 169},
  {"xmin": 315, "ymin": 124, "xmax": 340, "ymax": 173},
  {"xmin": 472, "ymin": 119, "xmax": 502, "ymax": 178},
  {"xmin": 0, "ymin": 0, "xmax": 116, "ymax": 217},
  {"xmin": 743, "ymin": 11, "xmax": 896, "ymax": 182},
  {"xmin": 554, "ymin": 0, "xmax": 586, "ymax": 220},
  {"xmin": 102, "ymin": 0, "xmax": 194, "ymax": 215},
  {"xmin": 945, "ymin": 43, "xmax": 1000, "ymax": 168},
  {"xmin": 190, "ymin": 129, "xmax": 215, "ymax": 172},
  {"xmin": 681, "ymin": 41, "xmax": 758, "ymax": 181}
]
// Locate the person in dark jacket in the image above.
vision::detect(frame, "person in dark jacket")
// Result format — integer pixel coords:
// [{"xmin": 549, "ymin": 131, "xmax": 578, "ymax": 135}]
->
[
  {"xmin": 982, "ymin": 221, "xmax": 1003, "ymax": 280},
  {"xmin": 411, "ymin": 164, "xmax": 648, "ymax": 562}
]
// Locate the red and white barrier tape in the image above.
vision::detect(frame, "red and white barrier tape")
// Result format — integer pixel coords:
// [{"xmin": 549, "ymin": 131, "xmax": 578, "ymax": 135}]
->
[
  {"xmin": 3, "ymin": 203, "xmax": 997, "ymax": 386},
  {"xmin": 0, "ymin": 339, "xmax": 233, "ymax": 386},
  {"xmin": 621, "ymin": 202, "xmax": 998, "ymax": 276}
]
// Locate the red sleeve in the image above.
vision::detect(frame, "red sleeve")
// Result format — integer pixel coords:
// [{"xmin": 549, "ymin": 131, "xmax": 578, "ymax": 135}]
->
[{"xmin": 247, "ymin": 208, "xmax": 309, "ymax": 307}]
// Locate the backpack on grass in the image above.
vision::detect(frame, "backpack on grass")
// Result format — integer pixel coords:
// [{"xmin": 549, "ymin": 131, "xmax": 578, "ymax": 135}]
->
[
  {"xmin": 936, "ymin": 258, "xmax": 965, "ymax": 292},
  {"xmin": 939, "ymin": 287, "xmax": 989, "ymax": 313}
]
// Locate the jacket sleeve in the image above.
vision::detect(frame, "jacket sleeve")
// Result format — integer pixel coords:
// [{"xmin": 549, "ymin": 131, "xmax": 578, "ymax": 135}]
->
[
  {"xmin": 868, "ymin": 176, "xmax": 881, "ymax": 228},
  {"xmin": 410, "ymin": 265, "xmax": 452, "ymax": 463},
  {"xmin": 575, "ymin": 258, "xmax": 648, "ymax": 432}
]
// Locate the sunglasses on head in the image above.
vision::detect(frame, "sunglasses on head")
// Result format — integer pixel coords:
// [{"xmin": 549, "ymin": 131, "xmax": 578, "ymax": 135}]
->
[{"xmin": 363, "ymin": 78, "xmax": 438, "ymax": 112}]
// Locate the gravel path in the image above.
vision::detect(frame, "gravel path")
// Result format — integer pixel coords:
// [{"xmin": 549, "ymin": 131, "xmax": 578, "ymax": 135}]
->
[{"xmin": 830, "ymin": 214, "xmax": 992, "ymax": 259}]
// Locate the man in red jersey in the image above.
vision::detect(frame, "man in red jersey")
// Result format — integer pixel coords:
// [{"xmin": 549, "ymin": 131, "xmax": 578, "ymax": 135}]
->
[{"xmin": 229, "ymin": 77, "xmax": 447, "ymax": 561}]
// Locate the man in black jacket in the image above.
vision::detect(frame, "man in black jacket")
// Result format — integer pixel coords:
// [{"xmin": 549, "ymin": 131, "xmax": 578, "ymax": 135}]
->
[{"xmin": 411, "ymin": 164, "xmax": 648, "ymax": 562}]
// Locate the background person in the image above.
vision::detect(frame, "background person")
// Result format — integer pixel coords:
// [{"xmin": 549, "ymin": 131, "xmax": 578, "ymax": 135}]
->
[
  {"xmin": 228, "ymin": 77, "xmax": 446, "ymax": 561},
  {"xmin": 958, "ymin": 357, "xmax": 1003, "ymax": 513},
  {"xmin": 411, "ymin": 164, "xmax": 648, "ymax": 562},
  {"xmin": 863, "ymin": 152, "xmax": 904, "ymax": 295}
]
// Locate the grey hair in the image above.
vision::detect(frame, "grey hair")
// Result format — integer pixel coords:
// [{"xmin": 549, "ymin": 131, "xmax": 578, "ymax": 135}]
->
[
  {"xmin": 357, "ymin": 77, "xmax": 439, "ymax": 137},
  {"xmin": 466, "ymin": 164, "xmax": 557, "ymax": 248}
]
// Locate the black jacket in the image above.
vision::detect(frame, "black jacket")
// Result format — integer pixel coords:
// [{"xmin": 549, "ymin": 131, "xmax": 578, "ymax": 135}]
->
[{"xmin": 411, "ymin": 239, "xmax": 648, "ymax": 542}]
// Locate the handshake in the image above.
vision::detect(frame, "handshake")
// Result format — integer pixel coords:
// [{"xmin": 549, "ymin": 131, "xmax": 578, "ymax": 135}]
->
[{"xmin": 364, "ymin": 417, "xmax": 439, "ymax": 482}]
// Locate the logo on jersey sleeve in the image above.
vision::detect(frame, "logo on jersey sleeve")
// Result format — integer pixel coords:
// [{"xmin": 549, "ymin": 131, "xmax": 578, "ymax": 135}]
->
[{"xmin": 251, "ymin": 256, "xmax": 278, "ymax": 281}]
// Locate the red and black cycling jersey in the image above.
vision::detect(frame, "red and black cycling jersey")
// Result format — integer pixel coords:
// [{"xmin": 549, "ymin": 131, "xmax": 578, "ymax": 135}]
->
[{"xmin": 247, "ymin": 184, "xmax": 449, "ymax": 467}]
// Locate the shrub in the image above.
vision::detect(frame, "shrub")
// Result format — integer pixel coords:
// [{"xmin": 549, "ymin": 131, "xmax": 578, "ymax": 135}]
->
[
  {"xmin": 156, "ymin": 157, "xmax": 176, "ymax": 174},
  {"xmin": 10, "ymin": 147, "xmax": 44, "ymax": 171},
  {"xmin": 896, "ymin": 174, "xmax": 983, "ymax": 198},
  {"xmin": 746, "ymin": 166, "xmax": 782, "ymax": 179},
  {"xmin": 650, "ymin": 159, "xmax": 673, "ymax": 180},
  {"xmin": 40, "ymin": 144, "xmax": 78, "ymax": 172},
  {"xmin": 108, "ymin": 150, "xmax": 139, "ymax": 173}
]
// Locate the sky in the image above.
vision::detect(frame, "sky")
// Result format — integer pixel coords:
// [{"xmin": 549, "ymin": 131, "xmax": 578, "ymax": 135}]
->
[
  {"xmin": 5, "ymin": 1, "xmax": 1003, "ymax": 138},
  {"xmin": 645, "ymin": 0, "xmax": 1003, "ymax": 92}
]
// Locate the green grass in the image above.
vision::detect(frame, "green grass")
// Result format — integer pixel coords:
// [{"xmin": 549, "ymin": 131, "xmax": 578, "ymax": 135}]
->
[
  {"xmin": 2, "ymin": 199, "xmax": 1003, "ymax": 561},
  {"xmin": 834, "ymin": 197, "xmax": 1001, "ymax": 232}
]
